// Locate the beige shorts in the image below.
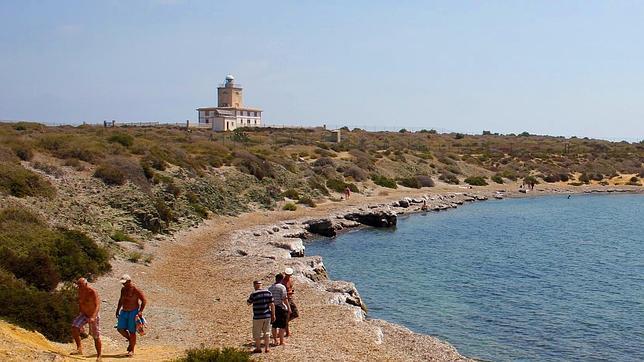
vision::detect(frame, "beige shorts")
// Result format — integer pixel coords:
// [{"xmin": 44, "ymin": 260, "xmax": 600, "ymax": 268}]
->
[{"xmin": 252, "ymin": 318, "xmax": 271, "ymax": 339}]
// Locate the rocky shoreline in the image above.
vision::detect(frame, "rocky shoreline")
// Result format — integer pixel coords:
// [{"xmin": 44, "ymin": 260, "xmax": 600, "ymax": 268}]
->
[{"xmin": 221, "ymin": 185, "xmax": 642, "ymax": 361}]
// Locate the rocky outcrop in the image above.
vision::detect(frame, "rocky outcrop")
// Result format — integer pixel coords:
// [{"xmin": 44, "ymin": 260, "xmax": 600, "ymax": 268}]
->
[
  {"xmin": 269, "ymin": 238, "xmax": 305, "ymax": 257},
  {"xmin": 304, "ymin": 219, "xmax": 336, "ymax": 237},
  {"xmin": 325, "ymin": 280, "xmax": 368, "ymax": 313},
  {"xmin": 344, "ymin": 210, "xmax": 397, "ymax": 228}
]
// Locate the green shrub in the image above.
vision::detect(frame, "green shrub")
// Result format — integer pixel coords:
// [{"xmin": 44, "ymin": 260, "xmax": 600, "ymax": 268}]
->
[
  {"xmin": 0, "ymin": 271, "xmax": 78, "ymax": 342},
  {"xmin": 128, "ymin": 251, "xmax": 142, "ymax": 263},
  {"xmin": 371, "ymin": 175, "xmax": 397, "ymax": 189},
  {"xmin": 14, "ymin": 145, "xmax": 33, "ymax": 161},
  {"xmin": 439, "ymin": 171, "xmax": 459, "ymax": 184},
  {"xmin": 232, "ymin": 151, "xmax": 273, "ymax": 180},
  {"xmin": 0, "ymin": 163, "xmax": 55, "ymax": 198},
  {"xmin": 579, "ymin": 173, "xmax": 591, "ymax": 184},
  {"xmin": 398, "ymin": 177, "xmax": 421, "ymax": 189},
  {"xmin": 297, "ymin": 195, "xmax": 317, "ymax": 208},
  {"xmin": 283, "ymin": 202, "xmax": 297, "ymax": 211},
  {"xmin": 175, "ymin": 346, "xmax": 251, "ymax": 362},
  {"xmin": 491, "ymin": 175, "xmax": 504, "ymax": 184},
  {"xmin": 154, "ymin": 198, "xmax": 175, "ymax": 226},
  {"xmin": 464, "ymin": 176, "xmax": 488, "ymax": 186},
  {"xmin": 326, "ymin": 178, "xmax": 358, "ymax": 193},
  {"xmin": 93, "ymin": 164, "xmax": 126, "ymax": 185},
  {"xmin": 110, "ymin": 231, "xmax": 136, "ymax": 243},
  {"xmin": 281, "ymin": 189, "xmax": 300, "ymax": 200},
  {"xmin": 108, "ymin": 132, "xmax": 134, "ymax": 147},
  {"xmin": 63, "ymin": 158, "xmax": 84, "ymax": 171}
]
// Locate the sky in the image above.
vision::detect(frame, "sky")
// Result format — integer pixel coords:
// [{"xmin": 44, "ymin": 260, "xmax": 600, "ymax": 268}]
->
[{"xmin": 1, "ymin": 1, "xmax": 644, "ymax": 140}]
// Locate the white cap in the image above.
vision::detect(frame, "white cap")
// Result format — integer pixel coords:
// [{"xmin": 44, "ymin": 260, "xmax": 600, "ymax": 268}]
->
[
  {"xmin": 119, "ymin": 274, "xmax": 132, "ymax": 284},
  {"xmin": 284, "ymin": 267, "xmax": 294, "ymax": 275}
]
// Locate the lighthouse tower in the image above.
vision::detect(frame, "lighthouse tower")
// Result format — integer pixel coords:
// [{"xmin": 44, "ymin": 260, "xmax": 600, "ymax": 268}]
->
[{"xmin": 197, "ymin": 75, "xmax": 263, "ymax": 131}]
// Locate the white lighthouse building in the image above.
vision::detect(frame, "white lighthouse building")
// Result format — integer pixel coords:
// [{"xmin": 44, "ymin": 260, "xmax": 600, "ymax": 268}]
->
[{"xmin": 197, "ymin": 75, "xmax": 263, "ymax": 131}]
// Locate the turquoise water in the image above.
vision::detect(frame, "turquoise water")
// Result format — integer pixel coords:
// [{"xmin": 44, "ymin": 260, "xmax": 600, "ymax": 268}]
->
[{"xmin": 306, "ymin": 194, "xmax": 644, "ymax": 361}]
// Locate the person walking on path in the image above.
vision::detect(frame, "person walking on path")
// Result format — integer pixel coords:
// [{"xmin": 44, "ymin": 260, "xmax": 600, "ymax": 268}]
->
[
  {"xmin": 71, "ymin": 278, "xmax": 102, "ymax": 361},
  {"xmin": 281, "ymin": 267, "xmax": 298, "ymax": 337},
  {"xmin": 247, "ymin": 280, "xmax": 275, "ymax": 353},
  {"xmin": 115, "ymin": 274, "xmax": 147, "ymax": 357},
  {"xmin": 268, "ymin": 274, "xmax": 290, "ymax": 346},
  {"xmin": 344, "ymin": 187, "xmax": 351, "ymax": 200}
]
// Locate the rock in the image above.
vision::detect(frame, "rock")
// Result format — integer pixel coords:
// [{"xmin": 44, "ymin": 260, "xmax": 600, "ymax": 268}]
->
[
  {"xmin": 344, "ymin": 210, "xmax": 397, "ymax": 228},
  {"xmin": 272, "ymin": 226, "xmax": 280, "ymax": 232},
  {"xmin": 398, "ymin": 200, "xmax": 410, "ymax": 208},
  {"xmin": 284, "ymin": 231, "xmax": 308, "ymax": 239},
  {"xmin": 253, "ymin": 232, "xmax": 262, "ymax": 236},
  {"xmin": 340, "ymin": 220, "xmax": 361, "ymax": 228},
  {"xmin": 304, "ymin": 219, "xmax": 336, "ymax": 237},
  {"xmin": 281, "ymin": 225, "xmax": 290, "ymax": 229},
  {"xmin": 269, "ymin": 238, "xmax": 305, "ymax": 257},
  {"xmin": 325, "ymin": 280, "xmax": 368, "ymax": 312},
  {"xmin": 476, "ymin": 195, "xmax": 488, "ymax": 201}
]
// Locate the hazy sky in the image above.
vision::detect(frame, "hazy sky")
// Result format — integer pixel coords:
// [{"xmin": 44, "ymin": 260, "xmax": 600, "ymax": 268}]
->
[{"xmin": 1, "ymin": 1, "xmax": 644, "ymax": 140}]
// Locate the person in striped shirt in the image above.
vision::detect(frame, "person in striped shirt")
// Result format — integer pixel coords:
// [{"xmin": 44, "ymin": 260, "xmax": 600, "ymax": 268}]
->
[{"xmin": 246, "ymin": 280, "xmax": 275, "ymax": 353}]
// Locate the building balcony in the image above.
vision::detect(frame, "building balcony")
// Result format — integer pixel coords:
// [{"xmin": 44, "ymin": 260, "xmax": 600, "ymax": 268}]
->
[{"xmin": 218, "ymin": 83, "xmax": 242, "ymax": 88}]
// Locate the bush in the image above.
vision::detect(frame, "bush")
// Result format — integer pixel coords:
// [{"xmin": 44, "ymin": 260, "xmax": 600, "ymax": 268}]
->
[
  {"xmin": 32, "ymin": 162, "xmax": 63, "ymax": 178},
  {"xmin": 0, "ymin": 162, "xmax": 55, "ymax": 198},
  {"xmin": 63, "ymin": 158, "xmax": 84, "ymax": 171},
  {"xmin": 491, "ymin": 175, "xmax": 504, "ymax": 184},
  {"xmin": 283, "ymin": 202, "xmax": 297, "ymax": 211},
  {"xmin": 232, "ymin": 151, "xmax": 273, "ymax": 180},
  {"xmin": 579, "ymin": 173, "xmax": 591, "ymax": 184},
  {"xmin": 399, "ymin": 177, "xmax": 421, "ymax": 189},
  {"xmin": 14, "ymin": 146, "xmax": 33, "ymax": 161},
  {"xmin": 154, "ymin": 198, "xmax": 175, "ymax": 226},
  {"xmin": 93, "ymin": 164, "xmax": 126, "ymax": 185},
  {"xmin": 281, "ymin": 189, "xmax": 300, "ymax": 200},
  {"xmin": 416, "ymin": 175, "xmax": 435, "ymax": 187},
  {"xmin": 108, "ymin": 132, "xmax": 134, "ymax": 147},
  {"xmin": 326, "ymin": 178, "xmax": 358, "ymax": 193},
  {"xmin": 128, "ymin": 251, "xmax": 142, "ymax": 263},
  {"xmin": 439, "ymin": 171, "xmax": 459, "ymax": 184},
  {"xmin": 464, "ymin": 176, "xmax": 488, "ymax": 186},
  {"xmin": 0, "ymin": 271, "xmax": 78, "ymax": 342},
  {"xmin": 176, "ymin": 346, "xmax": 251, "ymax": 362},
  {"xmin": 343, "ymin": 165, "xmax": 368, "ymax": 181},
  {"xmin": 371, "ymin": 175, "xmax": 397, "ymax": 189},
  {"xmin": 312, "ymin": 157, "xmax": 335, "ymax": 168},
  {"xmin": 297, "ymin": 195, "xmax": 317, "ymax": 208}
]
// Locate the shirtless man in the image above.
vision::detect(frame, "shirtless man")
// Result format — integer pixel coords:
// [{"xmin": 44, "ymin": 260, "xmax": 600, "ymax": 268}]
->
[
  {"xmin": 71, "ymin": 277, "xmax": 102, "ymax": 360},
  {"xmin": 115, "ymin": 274, "xmax": 147, "ymax": 357}
]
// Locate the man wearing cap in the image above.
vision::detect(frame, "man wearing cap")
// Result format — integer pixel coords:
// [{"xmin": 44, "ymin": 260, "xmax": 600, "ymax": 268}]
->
[
  {"xmin": 281, "ymin": 267, "xmax": 298, "ymax": 337},
  {"xmin": 115, "ymin": 274, "xmax": 147, "ymax": 357},
  {"xmin": 246, "ymin": 280, "xmax": 275, "ymax": 353},
  {"xmin": 71, "ymin": 277, "xmax": 102, "ymax": 361}
]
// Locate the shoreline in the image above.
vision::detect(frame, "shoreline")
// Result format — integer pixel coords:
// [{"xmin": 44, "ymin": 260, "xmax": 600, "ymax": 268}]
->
[{"xmin": 66, "ymin": 183, "xmax": 642, "ymax": 361}]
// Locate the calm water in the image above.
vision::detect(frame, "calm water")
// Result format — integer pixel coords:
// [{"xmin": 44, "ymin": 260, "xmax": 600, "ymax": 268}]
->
[{"xmin": 306, "ymin": 194, "xmax": 644, "ymax": 361}]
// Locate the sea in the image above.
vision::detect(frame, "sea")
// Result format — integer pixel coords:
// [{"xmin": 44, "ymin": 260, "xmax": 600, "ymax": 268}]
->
[{"xmin": 306, "ymin": 194, "xmax": 644, "ymax": 361}]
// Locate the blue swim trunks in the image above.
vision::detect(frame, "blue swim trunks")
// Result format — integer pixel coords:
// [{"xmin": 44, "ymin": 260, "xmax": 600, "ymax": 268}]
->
[{"xmin": 117, "ymin": 309, "xmax": 139, "ymax": 334}]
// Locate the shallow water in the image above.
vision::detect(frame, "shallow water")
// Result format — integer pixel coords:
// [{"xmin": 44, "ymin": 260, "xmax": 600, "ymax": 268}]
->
[{"xmin": 306, "ymin": 194, "xmax": 644, "ymax": 361}]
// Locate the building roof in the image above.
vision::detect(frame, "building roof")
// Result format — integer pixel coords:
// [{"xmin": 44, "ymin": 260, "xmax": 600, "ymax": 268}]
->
[{"xmin": 196, "ymin": 106, "xmax": 263, "ymax": 112}]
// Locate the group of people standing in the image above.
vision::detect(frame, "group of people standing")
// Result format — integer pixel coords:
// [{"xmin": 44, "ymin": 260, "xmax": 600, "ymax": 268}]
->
[
  {"xmin": 246, "ymin": 267, "xmax": 298, "ymax": 353},
  {"xmin": 71, "ymin": 274, "xmax": 147, "ymax": 360}
]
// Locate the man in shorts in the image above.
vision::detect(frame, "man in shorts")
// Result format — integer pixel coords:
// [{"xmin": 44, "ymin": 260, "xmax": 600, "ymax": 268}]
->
[
  {"xmin": 268, "ymin": 273, "xmax": 290, "ymax": 346},
  {"xmin": 71, "ymin": 277, "xmax": 102, "ymax": 361},
  {"xmin": 115, "ymin": 274, "xmax": 147, "ymax": 357},
  {"xmin": 246, "ymin": 280, "xmax": 274, "ymax": 353}
]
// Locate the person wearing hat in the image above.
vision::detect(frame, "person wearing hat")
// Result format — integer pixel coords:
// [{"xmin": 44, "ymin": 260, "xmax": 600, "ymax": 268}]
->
[
  {"xmin": 281, "ymin": 267, "xmax": 298, "ymax": 337},
  {"xmin": 115, "ymin": 274, "xmax": 147, "ymax": 357}
]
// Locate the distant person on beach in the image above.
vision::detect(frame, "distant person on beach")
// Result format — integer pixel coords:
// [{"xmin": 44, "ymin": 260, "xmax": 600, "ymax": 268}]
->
[
  {"xmin": 71, "ymin": 278, "xmax": 102, "ymax": 361},
  {"xmin": 344, "ymin": 187, "xmax": 351, "ymax": 200},
  {"xmin": 247, "ymin": 280, "xmax": 275, "ymax": 353},
  {"xmin": 115, "ymin": 274, "xmax": 147, "ymax": 357},
  {"xmin": 268, "ymin": 273, "xmax": 290, "ymax": 346},
  {"xmin": 281, "ymin": 267, "xmax": 299, "ymax": 337},
  {"xmin": 421, "ymin": 200, "xmax": 428, "ymax": 211}
]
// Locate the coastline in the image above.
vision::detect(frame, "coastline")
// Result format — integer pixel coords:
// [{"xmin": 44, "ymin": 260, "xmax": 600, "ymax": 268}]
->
[{"xmin": 66, "ymin": 183, "xmax": 642, "ymax": 361}]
